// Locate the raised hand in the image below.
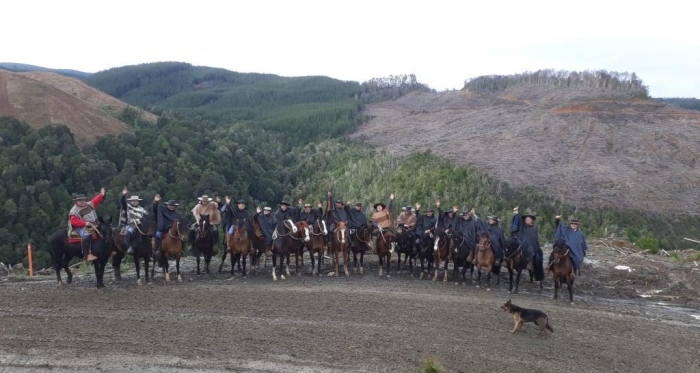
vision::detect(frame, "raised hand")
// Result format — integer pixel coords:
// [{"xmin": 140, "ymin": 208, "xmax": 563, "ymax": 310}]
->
[
  {"xmin": 298, "ymin": 198, "xmax": 303, "ymax": 205},
  {"xmin": 317, "ymin": 202, "xmax": 322, "ymax": 208},
  {"xmin": 215, "ymin": 196, "xmax": 221, "ymax": 203},
  {"xmin": 100, "ymin": 188, "xmax": 106, "ymax": 196},
  {"xmin": 555, "ymin": 215, "xmax": 561, "ymax": 220},
  {"xmin": 256, "ymin": 206, "xmax": 262, "ymax": 213},
  {"xmin": 390, "ymin": 193, "xmax": 395, "ymax": 200},
  {"xmin": 225, "ymin": 196, "xmax": 231, "ymax": 204},
  {"xmin": 122, "ymin": 187, "xmax": 128, "ymax": 195},
  {"xmin": 154, "ymin": 194, "xmax": 162, "ymax": 202},
  {"xmin": 435, "ymin": 199, "xmax": 441, "ymax": 207},
  {"xmin": 416, "ymin": 202, "xmax": 421, "ymax": 210}
]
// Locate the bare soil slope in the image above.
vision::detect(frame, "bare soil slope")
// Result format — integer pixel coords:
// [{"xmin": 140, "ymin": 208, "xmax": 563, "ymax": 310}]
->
[
  {"xmin": 0, "ymin": 70, "xmax": 154, "ymax": 144},
  {"xmin": 352, "ymin": 86, "xmax": 700, "ymax": 214}
]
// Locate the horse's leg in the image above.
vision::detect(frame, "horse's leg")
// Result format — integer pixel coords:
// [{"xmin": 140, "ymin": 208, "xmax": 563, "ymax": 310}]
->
[
  {"xmin": 432, "ymin": 253, "xmax": 439, "ymax": 282},
  {"xmin": 295, "ymin": 251, "xmax": 301, "ymax": 276},
  {"xmin": 134, "ymin": 255, "xmax": 142, "ymax": 285},
  {"xmin": 343, "ymin": 248, "xmax": 349, "ymax": 277},
  {"xmin": 205, "ymin": 250, "xmax": 211, "ymax": 275},
  {"xmin": 359, "ymin": 252, "xmax": 365, "ymax": 275},
  {"xmin": 554, "ymin": 276, "xmax": 559, "ymax": 300},
  {"xmin": 196, "ymin": 248, "xmax": 201, "ymax": 275},
  {"xmin": 476, "ymin": 265, "xmax": 482, "ymax": 288},
  {"xmin": 508, "ymin": 267, "xmax": 514, "ymax": 293},
  {"xmin": 271, "ymin": 253, "xmax": 278, "ymax": 281},
  {"xmin": 285, "ymin": 252, "xmax": 291, "ymax": 278},
  {"xmin": 568, "ymin": 276, "xmax": 574, "ymax": 303},
  {"xmin": 310, "ymin": 250, "xmax": 317, "ymax": 277},
  {"xmin": 386, "ymin": 251, "xmax": 391, "ymax": 278},
  {"xmin": 352, "ymin": 251, "xmax": 358, "ymax": 273},
  {"xmin": 144, "ymin": 254, "xmax": 150, "ymax": 283},
  {"xmin": 230, "ymin": 253, "xmax": 238, "ymax": 276},
  {"xmin": 515, "ymin": 268, "xmax": 522, "ymax": 294},
  {"xmin": 219, "ymin": 244, "xmax": 228, "ymax": 273},
  {"xmin": 112, "ymin": 252, "xmax": 123, "ymax": 281},
  {"xmin": 486, "ymin": 265, "xmax": 492, "ymax": 289},
  {"xmin": 54, "ymin": 253, "xmax": 63, "ymax": 285},
  {"xmin": 453, "ymin": 259, "xmax": 459, "ymax": 285},
  {"xmin": 176, "ymin": 255, "xmax": 182, "ymax": 282},
  {"xmin": 241, "ymin": 251, "xmax": 248, "ymax": 278},
  {"xmin": 164, "ymin": 254, "xmax": 170, "ymax": 283},
  {"xmin": 63, "ymin": 255, "xmax": 73, "ymax": 284}
]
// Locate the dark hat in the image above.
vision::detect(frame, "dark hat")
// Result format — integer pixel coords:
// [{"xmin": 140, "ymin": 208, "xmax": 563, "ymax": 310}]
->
[
  {"xmin": 569, "ymin": 218, "xmax": 581, "ymax": 225},
  {"xmin": 73, "ymin": 194, "xmax": 87, "ymax": 201},
  {"xmin": 487, "ymin": 215, "xmax": 500, "ymax": 221},
  {"xmin": 304, "ymin": 203, "xmax": 312, "ymax": 208},
  {"xmin": 521, "ymin": 208, "xmax": 536, "ymax": 220},
  {"xmin": 236, "ymin": 199, "xmax": 246, "ymax": 204},
  {"xmin": 446, "ymin": 209, "xmax": 456, "ymax": 214},
  {"xmin": 334, "ymin": 198, "xmax": 344, "ymax": 204},
  {"xmin": 279, "ymin": 201, "xmax": 291, "ymax": 206},
  {"xmin": 405, "ymin": 206, "xmax": 413, "ymax": 210},
  {"xmin": 355, "ymin": 202, "xmax": 363, "ymax": 207},
  {"xmin": 164, "ymin": 200, "xmax": 179, "ymax": 206},
  {"xmin": 425, "ymin": 208, "xmax": 435, "ymax": 213},
  {"xmin": 374, "ymin": 203, "xmax": 386, "ymax": 210}
]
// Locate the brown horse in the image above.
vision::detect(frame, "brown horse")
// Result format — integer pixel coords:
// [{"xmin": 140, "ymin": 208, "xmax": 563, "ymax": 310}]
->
[
  {"xmin": 374, "ymin": 227, "xmax": 396, "ymax": 277},
  {"xmin": 271, "ymin": 218, "xmax": 297, "ymax": 281},
  {"xmin": 432, "ymin": 228, "xmax": 451, "ymax": 282},
  {"xmin": 220, "ymin": 218, "xmax": 251, "ymax": 277},
  {"xmin": 307, "ymin": 217, "xmax": 328, "ymax": 277},
  {"xmin": 152, "ymin": 216, "xmax": 187, "ymax": 283},
  {"xmin": 351, "ymin": 224, "xmax": 372, "ymax": 274},
  {"xmin": 112, "ymin": 213, "xmax": 156, "ymax": 285},
  {"xmin": 548, "ymin": 239, "xmax": 576, "ymax": 302},
  {"xmin": 290, "ymin": 221, "xmax": 311, "ymax": 276},
  {"xmin": 475, "ymin": 232, "xmax": 497, "ymax": 288},
  {"xmin": 328, "ymin": 221, "xmax": 349, "ymax": 277},
  {"xmin": 250, "ymin": 216, "xmax": 267, "ymax": 272}
]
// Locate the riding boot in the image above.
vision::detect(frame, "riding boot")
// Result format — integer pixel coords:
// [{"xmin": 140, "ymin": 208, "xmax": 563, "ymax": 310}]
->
[
  {"xmin": 82, "ymin": 236, "xmax": 97, "ymax": 262},
  {"xmin": 154, "ymin": 238, "xmax": 162, "ymax": 259},
  {"xmin": 125, "ymin": 230, "xmax": 134, "ymax": 255}
]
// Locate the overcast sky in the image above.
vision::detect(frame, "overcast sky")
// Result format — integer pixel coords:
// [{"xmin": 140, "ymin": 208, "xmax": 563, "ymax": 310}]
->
[{"xmin": 2, "ymin": 0, "xmax": 698, "ymax": 97}]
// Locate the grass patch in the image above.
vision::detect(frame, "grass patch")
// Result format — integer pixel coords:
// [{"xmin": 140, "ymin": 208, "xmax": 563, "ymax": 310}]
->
[{"xmin": 420, "ymin": 358, "xmax": 445, "ymax": 373}]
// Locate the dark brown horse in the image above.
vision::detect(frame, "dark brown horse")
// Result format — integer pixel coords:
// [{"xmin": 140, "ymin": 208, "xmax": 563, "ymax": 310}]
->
[
  {"xmin": 219, "ymin": 218, "xmax": 251, "ymax": 277},
  {"xmin": 307, "ymin": 217, "xmax": 328, "ymax": 277},
  {"xmin": 111, "ymin": 213, "xmax": 155, "ymax": 285},
  {"xmin": 328, "ymin": 221, "xmax": 349, "ymax": 277},
  {"xmin": 152, "ymin": 216, "xmax": 186, "ymax": 283},
  {"xmin": 351, "ymin": 224, "xmax": 372, "ymax": 275},
  {"xmin": 271, "ymin": 218, "xmax": 297, "ymax": 281},
  {"xmin": 432, "ymin": 228, "xmax": 451, "ymax": 282},
  {"xmin": 475, "ymin": 232, "xmax": 497, "ymax": 288},
  {"xmin": 374, "ymin": 227, "xmax": 396, "ymax": 278},
  {"xmin": 503, "ymin": 238, "xmax": 543, "ymax": 294},
  {"xmin": 250, "ymin": 216, "xmax": 267, "ymax": 271},
  {"xmin": 193, "ymin": 214, "xmax": 215, "ymax": 275},
  {"xmin": 548, "ymin": 239, "xmax": 575, "ymax": 302}
]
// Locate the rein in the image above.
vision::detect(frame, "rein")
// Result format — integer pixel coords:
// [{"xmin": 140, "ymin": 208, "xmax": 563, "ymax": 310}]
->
[
  {"xmin": 505, "ymin": 244, "xmax": 523, "ymax": 260},
  {"xmin": 168, "ymin": 222, "xmax": 183, "ymax": 239}
]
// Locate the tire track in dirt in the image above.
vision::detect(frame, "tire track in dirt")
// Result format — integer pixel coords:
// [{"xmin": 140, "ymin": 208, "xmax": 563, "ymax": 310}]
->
[{"xmin": 0, "ymin": 72, "xmax": 16, "ymax": 117}]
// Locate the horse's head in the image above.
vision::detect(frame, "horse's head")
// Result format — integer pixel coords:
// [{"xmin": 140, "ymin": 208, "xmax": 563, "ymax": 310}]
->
[
  {"xmin": 396, "ymin": 223, "xmax": 405, "ymax": 235},
  {"xmin": 175, "ymin": 216, "xmax": 189, "ymax": 240},
  {"xmin": 552, "ymin": 239, "xmax": 571, "ymax": 264},
  {"xmin": 234, "ymin": 218, "xmax": 248, "ymax": 238},
  {"xmin": 296, "ymin": 221, "xmax": 310, "ymax": 242},
  {"xmin": 141, "ymin": 214, "xmax": 156, "ymax": 236},
  {"xmin": 336, "ymin": 221, "xmax": 347, "ymax": 244},
  {"xmin": 478, "ymin": 231, "xmax": 491, "ymax": 252},
  {"xmin": 198, "ymin": 214, "xmax": 211, "ymax": 238},
  {"xmin": 97, "ymin": 216, "xmax": 113, "ymax": 244},
  {"xmin": 433, "ymin": 229, "xmax": 448, "ymax": 252},
  {"xmin": 316, "ymin": 218, "xmax": 328, "ymax": 236},
  {"xmin": 282, "ymin": 218, "xmax": 297, "ymax": 233}
]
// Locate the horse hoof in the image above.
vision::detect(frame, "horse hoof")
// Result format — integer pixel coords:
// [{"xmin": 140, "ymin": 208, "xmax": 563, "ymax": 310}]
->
[
  {"xmin": 327, "ymin": 272, "xmax": 335, "ymax": 277},
  {"xmin": 273, "ymin": 277, "xmax": 278, "ymax": 282},
  {"xmin": 386, "ymin": 274, "xmax": 391, "ymax": 279},
  {"xmin": 360, "ymin": 268, "xmax": 364, "ymax": 274},
  {"xmin": 487, "ymin": 288, "xmax": 491, "ymax": 291},
  {"xmin": 476, "ymin": 285, "xmax": 480, "ymax": 289},
  {"xmin": 344, "ymin": 271, "xmax": 349, "ymax": 277},
  {"xmin": 312, "ymin": 271, "xmax": 317, "ymax": 277},
  {"xmin": 281, "ymin": 275, "xmax": 286, "ymax": 280},
  {"xmin": 177, "ymin": 276, "xmax": 182, "ymax": 283},
  {"xmin": 57, "ymin": 281, "xmax": 63, "ymax": 287},
  {"xmin": 137, "ymin": 279, "xmax": 143, "ymax": 286}
]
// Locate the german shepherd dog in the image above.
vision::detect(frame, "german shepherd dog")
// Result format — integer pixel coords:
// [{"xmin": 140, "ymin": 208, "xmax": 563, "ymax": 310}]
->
[{"xmin": 500, "ymin": 299, "xmax": 554, "ymax": 336}]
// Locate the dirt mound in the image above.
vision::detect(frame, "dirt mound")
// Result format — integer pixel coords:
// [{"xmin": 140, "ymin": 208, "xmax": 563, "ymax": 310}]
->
[
  {"xmin": 0, "ymin": 70, "xmax": 154, "ymax": 144},
  {"xmin": 352, "ymin": 86, "xmax": 700, "ymax": 214}
]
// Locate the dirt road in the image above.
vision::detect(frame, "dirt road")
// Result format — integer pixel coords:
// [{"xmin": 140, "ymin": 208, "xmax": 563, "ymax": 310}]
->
[{"xmin": 1, "ymin": 254, "xmax": 698, "ymax": 373}]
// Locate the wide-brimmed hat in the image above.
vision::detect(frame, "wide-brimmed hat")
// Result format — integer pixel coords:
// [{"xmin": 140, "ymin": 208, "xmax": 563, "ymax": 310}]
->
[
  {"xmin": 263, "ymin": 206, "xmax": 272, "ymax": 211},
  {"xmin": 334, "ymin": 198, "xmax": 344, "ymax": 204},
  {"xmin": 73, "ymin": 194, "xmax": 87, "ymax": 201},
  {"xmin": 304, "ymin": 203, "xmax": 312, "ymax": 208},
  {"xmin": 126, "ymin": 195, "xmax": 143, "ymax": 202},
  {"xmin": 236, "ymin": 199, "xmax": 246, "ymax": 204},
  {"xmin": 355, "ymin": 202, "xmax": 363, "ymax": 207},
  {"xmin": 197, "ymin": 195, "xmax": 212, "ymax": 202},
  {"xmin": 425, "ymin": 208, "xmax": 435, "ymax": 213},
  {"xmin": 487, "ymin": 215, "xmax": 500, "ymax": 221},
  {"xmin": 446, "ymin": 209, "xmax": 456, "ymax": 214},
  {"xmin": 569, "ymin": 218, "xmax": 581, "ymax": 225},
  {"xmin": 164, "ymin": 200, "xmax": 179, "ymax": 206},
  {"xmin": 279, "ymin": 201, "xmax": 291, "ymax": 206},
  {"xmin": 521, "ymin": 208, "xmax": 536, "ymax": 220},
  {"xmin": 374, "ymin": 203, "xmax": 386, "ymax": 210}
]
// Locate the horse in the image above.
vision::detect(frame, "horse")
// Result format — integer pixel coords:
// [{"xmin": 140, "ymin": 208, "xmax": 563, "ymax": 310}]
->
[
  {"xmin": 290, "ymin": 221, "xmax": 311, "ymax": 276},
  {"xmin": 271, "ymin": 218, "xmax": 298, "ymax": 281},
  {"xmin": 503, "ymin": 238, "xmax": 543, "ymax": 293},
  {"xmin": 417, "ymin": 228, "xmax": 435, "ymax": 279},
  {"xmin": 395, "ymin": 224, "xmax": 417, "ymax": 273},
  {"xmin": 48, "ymin": 216, "xmax": 114, "ymax": 288},
  {"xmin": 308, "ymin": 217, "xmax": 328, "ymax": 277},
  {"xmin": 449, "ymin": 231, "xmax": 473, "ymax": 285},
  {"xmin": 193, "ymin": 214, "xmax": 216, "ymax": 275},
  {"xmin": 152, "ymin": 216, "xmax": 187, "ymax": 283},
  {"xmin": 548, "ymin": 239, "xmax": 575, "ymax": 302},
  {"xmin": 111, "ymin": 214, "xmax": 156, "ymax": 285},
  {"xmin": 328, "ymin": 221, "xmax": 349, "ymax": 277},
  {"xmin": 250, "ymin": 216, "xmax": 267, "ymax": 271},
  {"xmin": 432, "ymin": 228, "xmax": 451, "ymax": 282},
  {"xmin": 351, "ymin": 224, "xmax": 372, "ymax": 274},
  {"xmin": 374, "ymin": 227, "xmax": 396, "ymax": 278},
  {"xmin": 219, "ymin": 218, "xmax": 251, "ymax": 277},
  {"xmin": 475, "ymin": 232, "xmax": 497, "ymax": 288}
]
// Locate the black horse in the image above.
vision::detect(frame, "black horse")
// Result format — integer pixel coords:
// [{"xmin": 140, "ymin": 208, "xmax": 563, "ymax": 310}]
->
[
  {"xmin": 112, "ymin": 213, "xmax": 156, "ymax": 285},
  {"xmin": 395, "ymin": 224, "xmax": 417, "ymax": 273},
  {"xmin": 350, "ymin": 224, "xmax": 372, "ymax": 274},
  {"xmin": 450, "ymin": 231, "xmax": 474, "ymax": 285},
  {"xmin": 48, "ymin": 216, "xmax": 114, "ymax": 288},
  {"xmin": 417, "ymin": 228, "xmax": 435, "ymax": 279},
  {"xmin": 504, "ymin": 238, "xmax": 544, "ymax": 293},
  {"xmin": 271, "ymin": 218, "xmax": 297, "ymax": 280},
  {"xmin": 193, "ymin": 214, "xmax": 215, "ymax": 275}
]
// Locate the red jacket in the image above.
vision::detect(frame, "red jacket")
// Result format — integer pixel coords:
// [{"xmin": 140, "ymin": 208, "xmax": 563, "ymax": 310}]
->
[{"xmin": 69, "ymin": 194, "xmax": 104, "ymax": 227}]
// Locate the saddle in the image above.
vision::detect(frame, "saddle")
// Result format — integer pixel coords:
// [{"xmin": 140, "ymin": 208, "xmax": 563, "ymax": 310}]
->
[{"xmin": 67, "ymin": 223, "xmax": 98, "ymax": 243}]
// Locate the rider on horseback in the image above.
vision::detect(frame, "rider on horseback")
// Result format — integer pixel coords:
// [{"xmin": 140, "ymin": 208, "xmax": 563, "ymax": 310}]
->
[
  {"xmin": 254, "ymin": 206, "xmax": 277, "ymax": 246},
  {"xmin": 153, "ymin": 195, "xmax": 181, "ymax": 258},
  {"xmin": 510, "ymin": 206, "xmax": 543, "ymax": 270},
  {"xmin": 327, "ymin": 192, "xmax": 348, "ymax": 239},
  {"xmin": 222, "ymin": 197, "xmax": 253, "ymax": 243},
  {"xmin": 552, "ymin": 216, "xmax": 587, "ymax": 273},
  {"xmin": 414, "ymin": 202, "xmax": 438, "ymax": 245},
  {"xmin": 347, "ymin": 201, "xmax": 368, "ymax": 249},
  {"xmin": 482, "ymin": 215, "xmax": 506, "ymax": 266},
  {"xmin": 436, "ymin": 200, "xmax": 459, "ymax": 231},
  {"xmin": 120, "ymin": 187, "xmax": 149, "ymax": 255},
  {"xmin": 190, "ymin": 195, "xmax": 222, "ymax": 251},
  {"xmin": 69, "ymin": 188, "xmax": 106, "ymax": 262},
  {"xmin": 275, "ymin": 200, "xmax": 298, "ymax": 223},
  {"xmin": 395, "ymin": 205, "xmax": 417, "ymax": 230},
  {"xmin": 454, "ymin": 208, "xmax": 480, "ymax": 263},
  {"xmin": 297, "ymin": 200, "xmax": 323, "ymax": 225},
  {"xmin": 370, "ymin": 193, "xmax": 395, "ymax": 250}
]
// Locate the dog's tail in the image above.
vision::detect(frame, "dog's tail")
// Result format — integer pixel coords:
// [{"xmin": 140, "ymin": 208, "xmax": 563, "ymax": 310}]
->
[{"xmin": 546, "ymin": 321, "xmax": 554, "ymax": 333}]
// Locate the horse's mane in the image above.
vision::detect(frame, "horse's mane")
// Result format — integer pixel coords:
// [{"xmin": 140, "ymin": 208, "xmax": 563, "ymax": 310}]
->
[
  {"xmin": 553, "ymin": 239, "xmax": 571, "ymax": 252},
  {"xmin": 479, "ymin": 231, "xmax": 490, "ymax": 240}
]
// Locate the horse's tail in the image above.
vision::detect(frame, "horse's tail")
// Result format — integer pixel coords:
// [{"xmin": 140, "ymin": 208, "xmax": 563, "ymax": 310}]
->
[
  {"xmin": 533, "ymin": 254, "xmax": 545, "ymax": 281},
  {"xmin": 491, "ymin": 263, "xmax": 501, "ymax": 274}
]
